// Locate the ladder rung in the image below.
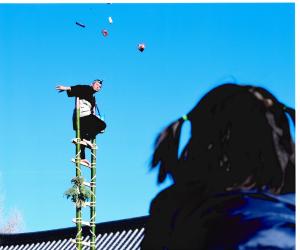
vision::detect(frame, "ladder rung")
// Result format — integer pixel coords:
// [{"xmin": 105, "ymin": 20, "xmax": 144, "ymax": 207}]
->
[
  {"xmin": 82, "ymin": 220, "xmax": 91, "ymax": 226},
  {"xmin": 83, "ymin": 181, "xmax": 91, "ymax": 187},
  {"xmin": 71, "ymin": 158, "xmax": 91, "ymax": 168},
  {"xmin": 70, "ymin": 180, "xmax": 93, "ymax": 188},
  {"xmin": 84, "ymin": 201, "xmax": 96, "ymax": 207},
  {"xmin": 71, "ymin": 239, "xmax": 90, "ymax": 247},
  {"xmin": 82, "ymin": 241, "xmax": 90, "ymax": 247},
  {"xmin": 72, "ymin": 218, "xmax": 91, "ymax": 226}
]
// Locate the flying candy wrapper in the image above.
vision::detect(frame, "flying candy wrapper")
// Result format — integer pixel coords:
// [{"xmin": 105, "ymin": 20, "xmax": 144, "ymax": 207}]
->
[
  {"xmin": 138, "ymin": 43, "xmax": 145, "ymax": 52},
  {"xmin": 102, "ymin": 29, "xmax": 109, "ymax": 37},
  {"xmin": 76, "ymin": 22, "xmax": 86, "ymax": 28},
  {"xmin": 108, "ymin": 16, "xmax": 113, "ymax": 24}
]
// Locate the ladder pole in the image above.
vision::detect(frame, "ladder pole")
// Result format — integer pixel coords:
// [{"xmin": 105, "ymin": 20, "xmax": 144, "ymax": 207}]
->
[
  {"xmin": 75, "ymin": 97, "xmax": 82, "ymax": 250},
  {"xmin": 90, "ymin": 140, "xmax": 97, "ymax": 250}
]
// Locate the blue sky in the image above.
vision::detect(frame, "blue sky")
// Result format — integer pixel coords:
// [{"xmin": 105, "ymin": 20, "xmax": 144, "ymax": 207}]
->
[{"xmin": 0, "ymin": 3, "xmax": 295, "ymax": 232}]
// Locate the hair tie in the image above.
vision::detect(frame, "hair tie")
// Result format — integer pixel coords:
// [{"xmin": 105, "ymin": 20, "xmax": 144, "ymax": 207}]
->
[{"xmin": 182, "ymin": 115, "xmax": 189, "ymax": 121}]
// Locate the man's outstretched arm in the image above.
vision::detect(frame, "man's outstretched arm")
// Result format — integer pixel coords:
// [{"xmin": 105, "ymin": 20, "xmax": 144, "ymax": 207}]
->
[{"xmin": 56, "ymin": 85, "xmax": 71, "ymax": 92}]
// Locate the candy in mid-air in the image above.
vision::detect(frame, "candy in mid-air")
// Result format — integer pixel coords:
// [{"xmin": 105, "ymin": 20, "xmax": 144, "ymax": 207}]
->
[
  {"xmin": 138, "ymin": 43, "xmax": 145, "ymax": 52},
  {"xmin": 102, "ymin": 29, "xmax": 109, "ymax": 37},
  {"xmin": 75, "ymin": 22, "xmax": 85, "ymax": 28},
  {"xmin": 108, "ymin": 16, "xmax": 113, "ymax": 24}
]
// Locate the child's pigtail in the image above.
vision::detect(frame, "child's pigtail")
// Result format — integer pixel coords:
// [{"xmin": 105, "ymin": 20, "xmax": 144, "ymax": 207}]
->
[
  {"xmin": 151, "ymin": 116, "xmax": 188, "ymax": 183},
  {"xmin": 282, "ymin": 105, "xmax": 295, "ymax": 125}
]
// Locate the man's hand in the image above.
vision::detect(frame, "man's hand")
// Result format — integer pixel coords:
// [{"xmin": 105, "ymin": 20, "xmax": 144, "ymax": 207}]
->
[{"xmin": 56, "ymin": 85, "xmax": 70, "ymax": 92}]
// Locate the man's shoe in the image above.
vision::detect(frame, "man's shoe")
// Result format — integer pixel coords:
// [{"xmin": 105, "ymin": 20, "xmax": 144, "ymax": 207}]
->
[
  {"xmin": 71, "ymin": 138, "xmax": 87, "ymax": 146},
  {"xmin": 83, "ymin": 139, "xmax": 98, "ymax": 150}
]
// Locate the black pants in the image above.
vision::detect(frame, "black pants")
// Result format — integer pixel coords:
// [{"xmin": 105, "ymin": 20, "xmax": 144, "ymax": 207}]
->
[{"xmin": 73, "ymin": 114, "xmax": 106, "ymax": 159}]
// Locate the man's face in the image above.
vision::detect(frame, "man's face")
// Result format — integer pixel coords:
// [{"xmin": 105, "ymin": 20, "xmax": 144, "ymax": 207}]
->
[{"xmin": 92, "ymin": 81, "xmax": 102, "ymax": 92}]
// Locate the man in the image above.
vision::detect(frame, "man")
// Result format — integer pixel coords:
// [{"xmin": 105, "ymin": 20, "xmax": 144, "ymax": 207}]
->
[{"xmin": 56, "ymin": 79, "xmax": 106, "ymax": 167}]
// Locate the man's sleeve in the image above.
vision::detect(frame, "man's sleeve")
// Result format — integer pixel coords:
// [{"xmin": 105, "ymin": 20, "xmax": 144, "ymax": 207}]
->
[{"xmin": 67, "ymin": 85, "xmax": 85, "ymax": 97}]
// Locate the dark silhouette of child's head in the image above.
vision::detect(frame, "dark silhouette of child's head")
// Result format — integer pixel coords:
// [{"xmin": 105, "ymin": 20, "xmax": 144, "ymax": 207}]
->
[{"xmin": 152, "ymin": 83, "xmax": 295, "ymax": 194}]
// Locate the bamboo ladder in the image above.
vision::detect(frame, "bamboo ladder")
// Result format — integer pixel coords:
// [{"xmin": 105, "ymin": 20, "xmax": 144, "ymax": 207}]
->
[{"xmin": 72, "ymin": 97, "xmax": 97, "ymax": 250}]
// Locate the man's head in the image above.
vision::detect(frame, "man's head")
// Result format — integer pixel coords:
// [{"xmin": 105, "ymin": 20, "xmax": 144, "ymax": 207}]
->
[{"xmin": 91, "ymin": 79, "xmax": 103, "ymax": 92}]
